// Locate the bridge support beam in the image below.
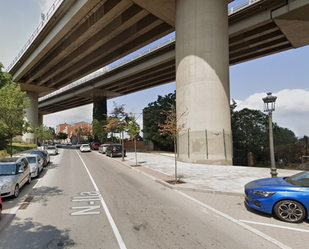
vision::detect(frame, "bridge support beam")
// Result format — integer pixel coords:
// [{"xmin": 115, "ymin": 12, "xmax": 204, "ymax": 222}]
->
[
  {"xmin": 176, "ymin": 0, "xmax": 232, "ymax": 165},
  {"xmin": 23, "ymin": 91, "xmax": 39, "ymax": 144}
]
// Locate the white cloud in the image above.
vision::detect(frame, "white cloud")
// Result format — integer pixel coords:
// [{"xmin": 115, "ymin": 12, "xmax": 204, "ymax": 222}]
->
[{"xmin": 233, "ymin": 89, "xmax": 309, "ymax": 138}]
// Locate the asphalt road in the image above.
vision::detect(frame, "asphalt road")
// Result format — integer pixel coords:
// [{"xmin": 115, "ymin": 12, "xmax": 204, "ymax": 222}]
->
[{"xmin": 0, "ymin": 148, "xmax": 302, "ymax": 248}]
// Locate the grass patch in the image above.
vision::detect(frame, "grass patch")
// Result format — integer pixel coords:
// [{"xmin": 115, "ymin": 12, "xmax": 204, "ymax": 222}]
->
[{"xmin": 3, "ymin": 143, "xmax": 36, "ymax": 157}]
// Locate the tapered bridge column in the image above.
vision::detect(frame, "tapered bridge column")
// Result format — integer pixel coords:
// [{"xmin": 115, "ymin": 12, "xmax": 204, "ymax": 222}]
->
[
  {"xmin": 23, "ymin": 91, "xmax": 38, "ymax": 144},
  {"xmin": 176, "ymin": 0, "xmax": 232, "ymax": 165}
]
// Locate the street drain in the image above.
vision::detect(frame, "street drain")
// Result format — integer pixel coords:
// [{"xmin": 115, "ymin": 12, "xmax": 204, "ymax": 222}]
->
[
  {"xmin": 18, "ymin": 196, "xmax": 34, "ymax": 210},
  {"xmin": 47, "ymin": 238, "xmax": 75, "ymax": 248},
  {"xmin": 18, "ymin": 203, "xmax": 30, "ymax": 210},
  {"xmin": 24, "ymin": 196, "xmax": 34, "ymax": 202}
]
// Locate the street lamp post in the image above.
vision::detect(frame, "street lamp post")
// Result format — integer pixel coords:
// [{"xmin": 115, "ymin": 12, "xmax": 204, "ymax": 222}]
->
[{"xmin": 262, "ymin": 92, "xmax": 277, "ymax": 177}]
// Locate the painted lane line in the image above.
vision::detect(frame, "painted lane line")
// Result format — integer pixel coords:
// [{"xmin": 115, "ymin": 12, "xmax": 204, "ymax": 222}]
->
[
  {"xmin": 76, "ymin": 151, "xmax": 127, "ymax": 249},
  {"xmin": 240, "ymin": 220, "xmax": 309, "ymax": 233},
  {"xmin": 176, "ymin": 191, "xmax": 291, "ymax": 249}
]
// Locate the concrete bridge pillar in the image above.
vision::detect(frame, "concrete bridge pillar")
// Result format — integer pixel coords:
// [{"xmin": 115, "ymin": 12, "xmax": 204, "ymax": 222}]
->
[
  {"xmin": 176, "ymin": 0, "xmax": 232, "ymax": 165},
  {"xmin": 93, "ymin": 95, "xmax": 107, "ymax": 121},
  {"xmin": 23, "ymin": 91, "xmax": 38, "ymax": 144},
  {"xmin": 38, "ymin": 113, "xmax": 43, "ymax": 126},
  {"xmin": 93, "ymin": 95, "xmax": 107, "ymax": 142}
]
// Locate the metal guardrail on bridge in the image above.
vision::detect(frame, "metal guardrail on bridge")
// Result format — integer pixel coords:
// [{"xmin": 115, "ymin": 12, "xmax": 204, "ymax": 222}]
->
[
  {"xmin": 5, "ymin": 0, "xmax": 262, "ymax": 101},
  {"xmin": 6, "ymin": 0, "xmax": 64, "ymax": 72}
]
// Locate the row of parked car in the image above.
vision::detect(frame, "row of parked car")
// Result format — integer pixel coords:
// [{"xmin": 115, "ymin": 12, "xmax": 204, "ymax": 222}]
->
[
  {"xmin": 79, "ymin": 143, "xmax": 126, "ymax": 157},
  {"xmin": 0, "ymin": 146, "xmax": 58, "ymax": 201}
]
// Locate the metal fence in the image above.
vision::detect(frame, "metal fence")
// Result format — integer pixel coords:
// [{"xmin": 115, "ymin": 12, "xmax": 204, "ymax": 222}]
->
[{"xmin": 177, "ymin": 129, "xmax": 233, "ymax": 162}]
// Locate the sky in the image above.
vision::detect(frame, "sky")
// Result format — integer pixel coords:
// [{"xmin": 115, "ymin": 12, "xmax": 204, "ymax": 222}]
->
[{"xmin": 0, "ymin": 0, "xmax": 308, "ymax": 138}]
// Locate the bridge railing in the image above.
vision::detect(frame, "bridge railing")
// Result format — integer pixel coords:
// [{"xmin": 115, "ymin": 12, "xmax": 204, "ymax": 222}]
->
[
  {"xmin": 6, "ymin": 0, "xmax": 64, "ymax": 72},
  {"xmin": 228, "ymin": 0, "xmax": 261, "ymax": 14},
  {"xmin": 6, "ymin": 0, "xmax": 261, "ymax": 101}
]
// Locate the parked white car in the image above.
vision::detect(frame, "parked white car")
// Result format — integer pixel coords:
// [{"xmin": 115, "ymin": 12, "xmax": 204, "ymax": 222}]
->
[
  {"xmin": 80, "ymin": 144, "xmax": 91, "ymax": 152},
  {"xmin": 0, "ymin": 156, "xmax": 31, "ymax": 198},
  {"xmin": 46, "ymin": 146, "xmax": 58, "ymax": 155},
  {"xmin": 19, "ymin": 154, "xmax": 44, "ymax": 178}
]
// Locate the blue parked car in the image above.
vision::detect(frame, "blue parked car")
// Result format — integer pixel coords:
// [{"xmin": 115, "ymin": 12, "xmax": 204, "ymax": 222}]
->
[{"xmin": 245, "ymin": 171, "xmax": 309, "ymax": 223}]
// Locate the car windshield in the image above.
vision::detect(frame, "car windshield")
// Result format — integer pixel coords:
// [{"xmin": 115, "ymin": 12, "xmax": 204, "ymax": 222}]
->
[
  {"xmin": 26, "ymin": 157, "xmax": 36, "ymax": 163},
  {"xmin": 285, "ymin": 171, "xmax": 309, "ymax": 187},
  {"xmin": 82, "ymin": 145, "xmax": 90, "ymax": 147},
  {"xmin": 0, "ymin": 164, "xmax": 17, "ymax": 175},
  {"xmin": 47, "ymin": 146, "xmax": 55, "ymax": 149}
]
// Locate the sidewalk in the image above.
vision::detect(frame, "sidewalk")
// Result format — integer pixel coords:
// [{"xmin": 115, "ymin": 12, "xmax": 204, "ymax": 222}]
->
[{"xmin": 115, "ymin": 151, "xmax": 302, "ymax": 196}]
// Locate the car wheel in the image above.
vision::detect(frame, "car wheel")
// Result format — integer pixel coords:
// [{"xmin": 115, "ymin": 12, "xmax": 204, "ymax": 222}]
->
[
  {"xmin": 14, "ymin": 185, "xmax": 20, "ymax": 198},
  {"xmin": 27, "ymin": 174, "xmax": 32, "ymax": 184},
  {"xmin": 36, "ymin": 168, "xmax": 40, "ymax": 177},
  {"xmin": 0, "ymin": 206, "xmax": 2, "ymax": 220},
  {"xmin": 274, "ymin": 200, "xmax": 306, "ymax": 223}
]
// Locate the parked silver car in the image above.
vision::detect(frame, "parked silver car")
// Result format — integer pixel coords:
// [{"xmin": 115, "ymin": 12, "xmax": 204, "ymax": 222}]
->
[
  {"xmin": 46, "ymin": 146, "xmax": 58, "ymax": 155},
  {"xmin": 98, "ymin": 144, "xmax": 110, "ymax": 154},
  {"xmin": 80, "ymin": 144, "xmax": 91, "ymax": 152},
  {"xmin": 31, "ymin": 150, "xmax": 50, "ymax": 166},
  {"xmin": 19, "ymin": 154, "xmax": 44, "ymax": 178},
  {"xmin": 0, "ymin": 156, "xmax": 31, "ymax": 198}
]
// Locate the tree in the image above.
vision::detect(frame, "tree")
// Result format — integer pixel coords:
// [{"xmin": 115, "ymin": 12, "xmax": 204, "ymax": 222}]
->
[
  {"xmin": 36, "ymin": 125, "xmax": 52, "ymax": 148},
  {"xmin": 0, "ymin": 63, "xmax": 12, "ymax": 88},
  {"xmin": 28, "ymin": 123, "xmax": 40, "ymax": 148},
  {"xmin": 56, "ymin": 132, "xmax": 68, "ymax": 141},
  {"xmin": 231, "ymin": 104, "xmax": 268, "ymax": 164},
  {"xmin": 125, "ymin": 112, "xmax": 140, "ymax": 166},
  {"xmin": 231, "ymin": 100, "xmax": 298, "ymax": 166},
  {"xmin": 104, "ymin": 102, "xmax": 127, "ymax": 135},
  {"xmin": 92, "ymin": 119, "xmax": 107, "ymax": 143},
  {"xmin": 48, "ymin": 127, "xmax": 56, "ymax": 141},
  {"xmin": 0, "ymin": 82, "xmax": 30, "ymax": 156},
  {"xmin": 0, "ymin": 64, "xmax": 13, "ymax": 150},
  {"xmin": 75, "ymin": 127, "xmax": 82, "ymax": 143},
  {"xmin": 105, "ymin": 102, "xmax": 128, "ymax": 159},
  {"xmin": 143, "ymin": 91, "xmax": 176, "ymax": 151},
  {"xmin": 158, "ymin": 103, "xmax": 188, "ymax": 183}
]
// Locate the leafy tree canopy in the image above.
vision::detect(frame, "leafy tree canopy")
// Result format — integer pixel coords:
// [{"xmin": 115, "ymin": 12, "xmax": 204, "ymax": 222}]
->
[
  {"xmin": 143, "ymin": 91, "xmax": 176, "ymax": 151},
  {"xmin": 92, "ymin": 119, "xmax": 107, "ymax": 143},
  {"xmin": 105, "ymin": 102, "xmax": 128, "ymax": 134},
  {"xmin": 0, "ymin": 63, "xmax": 12, "ymax": 88},
  {"xmin": 125, "ymin": 112, "xmax": 140, "ymax": 140},
  {"xmin": 0, "ymin": 81, "xmax": 30, "ymax": 156},
  {"xmin": 57, "ymin": 132, "xmax": 68, "ymax": 140},
  {"xmin": 231, "ymin": 99, "xmax": 297, "ymax": 164}
]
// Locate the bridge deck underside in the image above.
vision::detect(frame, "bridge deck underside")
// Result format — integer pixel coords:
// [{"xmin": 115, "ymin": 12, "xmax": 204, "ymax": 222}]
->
[{"xmin": 9, "ymin": 0, "xmax": 308, "ymax": 114}]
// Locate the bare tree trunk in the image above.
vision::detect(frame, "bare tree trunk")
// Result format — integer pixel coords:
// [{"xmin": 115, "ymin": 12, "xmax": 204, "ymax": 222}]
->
[
  {"xmin": 122, "ymin": 131, "xmax": 124, "ymax": 161},
  {"xmin": 134, "ymin": 138, "xmax": 137, "ymax": 166},
  {"xmin": 174, "ymin": 136, "xmax": 177, "ymax": 183},
  {"xmin": 10, "ymin": 136, "xmax": 13, "ymax": 157}
]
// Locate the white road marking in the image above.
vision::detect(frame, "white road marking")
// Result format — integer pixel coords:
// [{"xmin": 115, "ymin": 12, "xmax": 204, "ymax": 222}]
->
[
  {"xmin": 240, "ymin": 219, "xmax": 309, "ymax": 233},
  {"xmin": 76, "ymin": 151, "xmax": 127, "ymax": 249},
  {"xmin": 176, "ymin": 191, "xmax": 292, "ymax": 249}
]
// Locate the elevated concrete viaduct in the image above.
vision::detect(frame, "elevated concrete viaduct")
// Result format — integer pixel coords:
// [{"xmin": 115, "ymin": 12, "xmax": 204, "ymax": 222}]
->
[{"xmin": 8, "ymin": 0, "xmax": 309, "ymax": 164}]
